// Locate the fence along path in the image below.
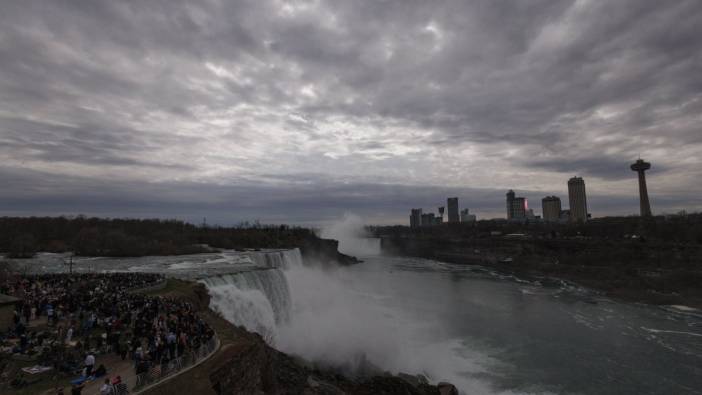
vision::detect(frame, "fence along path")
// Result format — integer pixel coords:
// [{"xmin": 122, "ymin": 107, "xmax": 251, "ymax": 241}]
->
[{"xmin": 95, "ymin": 334, "xmax": 220, "ymax": 395}]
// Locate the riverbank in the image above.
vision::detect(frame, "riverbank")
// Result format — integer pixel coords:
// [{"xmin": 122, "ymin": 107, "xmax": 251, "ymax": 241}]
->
[{"xmin": 380, "ymin": 236, "xmax": 702, "ymax": 309}]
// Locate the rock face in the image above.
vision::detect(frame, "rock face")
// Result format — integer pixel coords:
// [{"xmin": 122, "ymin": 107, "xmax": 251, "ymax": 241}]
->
[
  {"xmin": 207, "ymin": 330, "xmax": 443, "ymax": 394},
  {"xmin": 437, "ymin": 382, "xmax": 459, "ymax": 395},
  {"xmin": 300, "ymin": 236, "xmax": 360, "ymax": 266},
  {"xmin": 380, "ymin": 235, "xmax": 702, "ymax": 307},
  {"xmin": 142, "ymin": 280, "xmax": 449, "ymax": 395}
]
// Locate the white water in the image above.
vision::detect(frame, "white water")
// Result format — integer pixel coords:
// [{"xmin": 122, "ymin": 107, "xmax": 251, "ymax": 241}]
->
[
  {"xmin": 201, "ymin": 248, "xmax": 549, "ymax": 394},
  {"xmin": 275, "ymin": 258, "xmax": 510, "ymax": 394},
  {"xmin": 201, "ymin": 250, "xmax": 301, "ymax": 343},
  {"xmin": 320, "ymin": 213, "xmax": 380, "ymax": 256},
  {"xmin": 199, "ymin": 217, "xmax": 513, "ymax": 394}
]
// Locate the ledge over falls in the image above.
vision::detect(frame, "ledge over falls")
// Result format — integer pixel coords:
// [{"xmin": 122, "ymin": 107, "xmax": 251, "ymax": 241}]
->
[{"xmin": 300, "ymin": 236, "xmax": 361, "ymax": 266}]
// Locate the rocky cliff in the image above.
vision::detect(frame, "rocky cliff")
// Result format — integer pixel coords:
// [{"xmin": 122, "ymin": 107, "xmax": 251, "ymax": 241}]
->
[
  {"xmin": 381, "ymin": 236, "xmax": 702, "ymax": 307},
  {"xmin": 300, "ymin": 236, "xmax": 360, "ymax": 266}
]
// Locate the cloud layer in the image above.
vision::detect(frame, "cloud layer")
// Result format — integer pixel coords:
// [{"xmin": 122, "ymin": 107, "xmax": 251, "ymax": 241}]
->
[{"xmin": 1, "ymin": 0, "xmax": 701, "ymax": 224}]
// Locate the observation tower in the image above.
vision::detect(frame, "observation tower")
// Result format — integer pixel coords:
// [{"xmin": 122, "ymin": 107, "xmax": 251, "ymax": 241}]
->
[{"xmin": 630, "ymin": 159, "xmax": 652, "ymax": 217}]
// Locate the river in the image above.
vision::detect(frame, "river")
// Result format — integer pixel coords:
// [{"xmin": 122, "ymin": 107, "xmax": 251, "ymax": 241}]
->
[{"xmin": 272, "ymin": 253, "xmax": 702, "ymax": 394}]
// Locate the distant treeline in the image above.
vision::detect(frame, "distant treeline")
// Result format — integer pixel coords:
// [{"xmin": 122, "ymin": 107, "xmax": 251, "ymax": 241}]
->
[
  {"xmin": 371, "ymin": 212, "xmax": 702, "ymax": 244},
  {"xmin": 0, "ymin": 216, "xmax": 317, "ymax": 258}
]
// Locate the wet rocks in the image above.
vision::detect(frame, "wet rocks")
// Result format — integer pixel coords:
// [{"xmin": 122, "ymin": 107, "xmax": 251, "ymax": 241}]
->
[{"xmin": 437, "ymin": 382, "xmax": 459, "ymax": 395}]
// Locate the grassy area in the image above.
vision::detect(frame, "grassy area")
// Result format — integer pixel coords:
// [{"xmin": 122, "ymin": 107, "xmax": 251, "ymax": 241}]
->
[
  {"xmin": 1, "ymin": 279, "xmax": 211, "ymax": 395},
  {"xmin": 145, "ymin": 278, "xmax": 211, "ymax": 309},
  {"xmin": 0, "ymin": 355, "xmax": 67, "ymax": 395}
]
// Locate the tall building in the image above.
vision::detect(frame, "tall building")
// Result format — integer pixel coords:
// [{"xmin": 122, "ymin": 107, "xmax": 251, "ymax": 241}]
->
[
  {"xmin": 568, "ymin": 177, "xmax": 588, "ymax": 222},
  {"xmin": 447, "ymin": 197, "xmax": 459, "ymax": 223},
  {"xmin": 506, "ymin": 190, "xmax": 528, "ymax": 220},
  {"xmin": 542, "ymin": 196, "xmax": 562, "ymax": 222},
  {"xmin": 506, "ymin": 190, "xmax": 515, "ymax": 219},
  {"xmin": 421, "ymin": 213, "xmax": 436, "ymax": 226},
  {"xmin": 460, "ymin": 208, "xmax": 476, "ymax": 222},
  {"xmin": 410, "ymin": 208, "xmax": 422, "ymax": 228},
  {"xmin": 631, "ymin": 159, "xmax": 652, "ymax": 217},
  {"xmin": 512, "ymin": 197, "xmax": 527, "ymax": 219}
]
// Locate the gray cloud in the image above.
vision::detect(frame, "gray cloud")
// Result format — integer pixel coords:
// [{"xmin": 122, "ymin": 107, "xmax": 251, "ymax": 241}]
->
[{"xmin": 1, "ymin": 0, "xmax": 701, "ymax": 224}]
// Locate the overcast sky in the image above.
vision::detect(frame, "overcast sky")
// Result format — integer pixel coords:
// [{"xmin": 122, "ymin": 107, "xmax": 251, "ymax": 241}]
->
[{"xmin": 1, "ymin": 0, "xmax": 701, "ymax": 225}]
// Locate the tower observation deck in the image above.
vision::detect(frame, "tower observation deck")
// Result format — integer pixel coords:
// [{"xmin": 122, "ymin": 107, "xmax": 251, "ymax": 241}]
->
[{"xmin": 631, "ymin": 159, "xmax": 652, "ymax": 217}]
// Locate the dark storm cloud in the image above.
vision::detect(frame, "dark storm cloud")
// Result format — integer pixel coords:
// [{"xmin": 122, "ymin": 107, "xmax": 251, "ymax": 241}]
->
[
  {"xmin": 524, "ymin": 157, "xmax": 672, "ymax": 181},
  {"xmin": 1, "ymin": 0, "xmax": 701, "ymax": 222},
  {"xmin": 5, "ymin": 165, "xmax": 691, "ymax": 226}
]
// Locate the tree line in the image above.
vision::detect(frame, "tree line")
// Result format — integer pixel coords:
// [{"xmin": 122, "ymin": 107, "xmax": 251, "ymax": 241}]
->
[
  {"xmin": 370, "ymin": 212, "xmax": 702, "ymax": 244},
  {"xmin": 0, "ymin": 216, "xmax": 317, "ymax": 258}
]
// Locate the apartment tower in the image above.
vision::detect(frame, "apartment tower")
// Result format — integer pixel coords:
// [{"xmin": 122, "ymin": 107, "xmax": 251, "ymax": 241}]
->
[
  {"xmin": 542, "ymin": 196, "xmax": 562, "ymax": 222},
  {"xmin": 447, "ymin": 197, "xmax": 459, "ymax": 223},
  {"xmin": 567, "ymin": 177, "xmax": 588, "ymax": 222}
]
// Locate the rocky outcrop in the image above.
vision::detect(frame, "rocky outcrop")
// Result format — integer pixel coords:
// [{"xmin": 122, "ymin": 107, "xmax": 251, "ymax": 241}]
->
[
  {"xmin": 300, "ymin": 236, "xmax": 360, "ymax": 266},
  {"xmin": 437, "ymin": 382, "xmax": 459, "ymax": 395}
]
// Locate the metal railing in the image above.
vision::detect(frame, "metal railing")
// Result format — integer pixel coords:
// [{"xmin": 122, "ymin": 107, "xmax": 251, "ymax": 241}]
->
[{"xmin": 98, "ymin": 335, "xmax": 219, "ymax": 394}]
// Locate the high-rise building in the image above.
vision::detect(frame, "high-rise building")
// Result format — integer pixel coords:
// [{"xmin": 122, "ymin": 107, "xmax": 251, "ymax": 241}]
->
[
  {"xmin": 410, "ymin": 208, "xmax": 422, "ymax": 228},
  {"xmin": 506, "ymin": 190, "xmax": 528, "ymax": 220},
  {"xmin": 506, "ymin": 190, "xmax": 515, "ymax": 219},
  {"xmin": 460, "ymin": 208, "xmax": 476, "ymax": 222},
  {"xmin": 447, "ymin": 197, "xmax": 459, "ymax": 223},
  {"xmin": 421, "ymin": 213, "xmax": 436, "ymax": 226},
  {"xmin": 568, "ymin": 177, "xmax": 588, "ymax": 222},
  {"xmin": 631, "ymin": 159, "xmax": 652, "ymax": 217},
  {"xmin": 542, "ymin": 196, "xmax": 562, "ymax": 222},
  {"xmin": 512, "ymin": 197, "xmax": 527, "ymax": 219}
]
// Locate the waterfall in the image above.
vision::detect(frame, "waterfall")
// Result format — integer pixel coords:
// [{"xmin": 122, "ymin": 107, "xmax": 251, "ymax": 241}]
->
[
  {"xmin": 200, "ymin": 248, "xmax": 302, "ymax": 344},
  {"xmin": 247, "ymin": 248, "xmax": 304, "ymax": 269}
]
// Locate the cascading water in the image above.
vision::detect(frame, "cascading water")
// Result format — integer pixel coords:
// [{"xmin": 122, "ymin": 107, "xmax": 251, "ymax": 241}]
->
[
  {"xmin": 200, "ymin": 249, "xmax": 301, "ymax": 344},
  {"xmin": 198, "ymin": 246, "xmax": 502, "ymax": 393},
  {"xmin": 246, "ymin": 248, "xmax": 304, "ymax": 269}
]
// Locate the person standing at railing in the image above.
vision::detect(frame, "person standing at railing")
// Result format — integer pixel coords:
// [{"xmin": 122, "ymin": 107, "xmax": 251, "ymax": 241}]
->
[
  {"xmin": 166, "ymin": 330, "xmax": 176, "ymax": 359},
  {"xmin": 111, "ymin": 375, "xmax": 128, "ymax": 395}
]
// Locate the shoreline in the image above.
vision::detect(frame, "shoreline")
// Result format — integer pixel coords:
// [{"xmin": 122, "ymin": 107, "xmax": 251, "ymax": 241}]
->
[
  {"xmin": 387, "ymin": 249, "xmax": 702, "ymax": 310},
  {"xmin": 378, "ymin": 235, "xmax": 702, "ymax": 310}
]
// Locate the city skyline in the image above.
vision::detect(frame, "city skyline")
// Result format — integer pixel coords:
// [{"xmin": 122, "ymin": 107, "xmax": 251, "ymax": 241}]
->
[
  {"xmin": 1, "ymin": 1, "xmax": 702, "ymax": 225},
  {"xmin": 409, "ymin": 164, "xmax": 664, "ymax": 225}
]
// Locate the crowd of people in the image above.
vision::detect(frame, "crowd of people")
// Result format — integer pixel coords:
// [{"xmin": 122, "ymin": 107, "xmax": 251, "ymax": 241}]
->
[{"xmin": 1, "ymin": 272, "xmax": 216, "ymax": 393}]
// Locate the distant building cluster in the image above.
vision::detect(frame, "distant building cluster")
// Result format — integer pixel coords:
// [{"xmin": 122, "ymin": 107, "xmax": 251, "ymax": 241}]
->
[
  {"xmin": 507, "ymin": 176, "xmax": 590, "ymax": 223},
  {"xmin": 408, "ymin": 158, "xmax": 654, "ymax": 226},
  {"xmin": 409, "ymin": 197, "xmax": 476, "ymax": 228},
  {"xmin": 460, "ymin": 208, "xmax": 476, "ymax": 222}
]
